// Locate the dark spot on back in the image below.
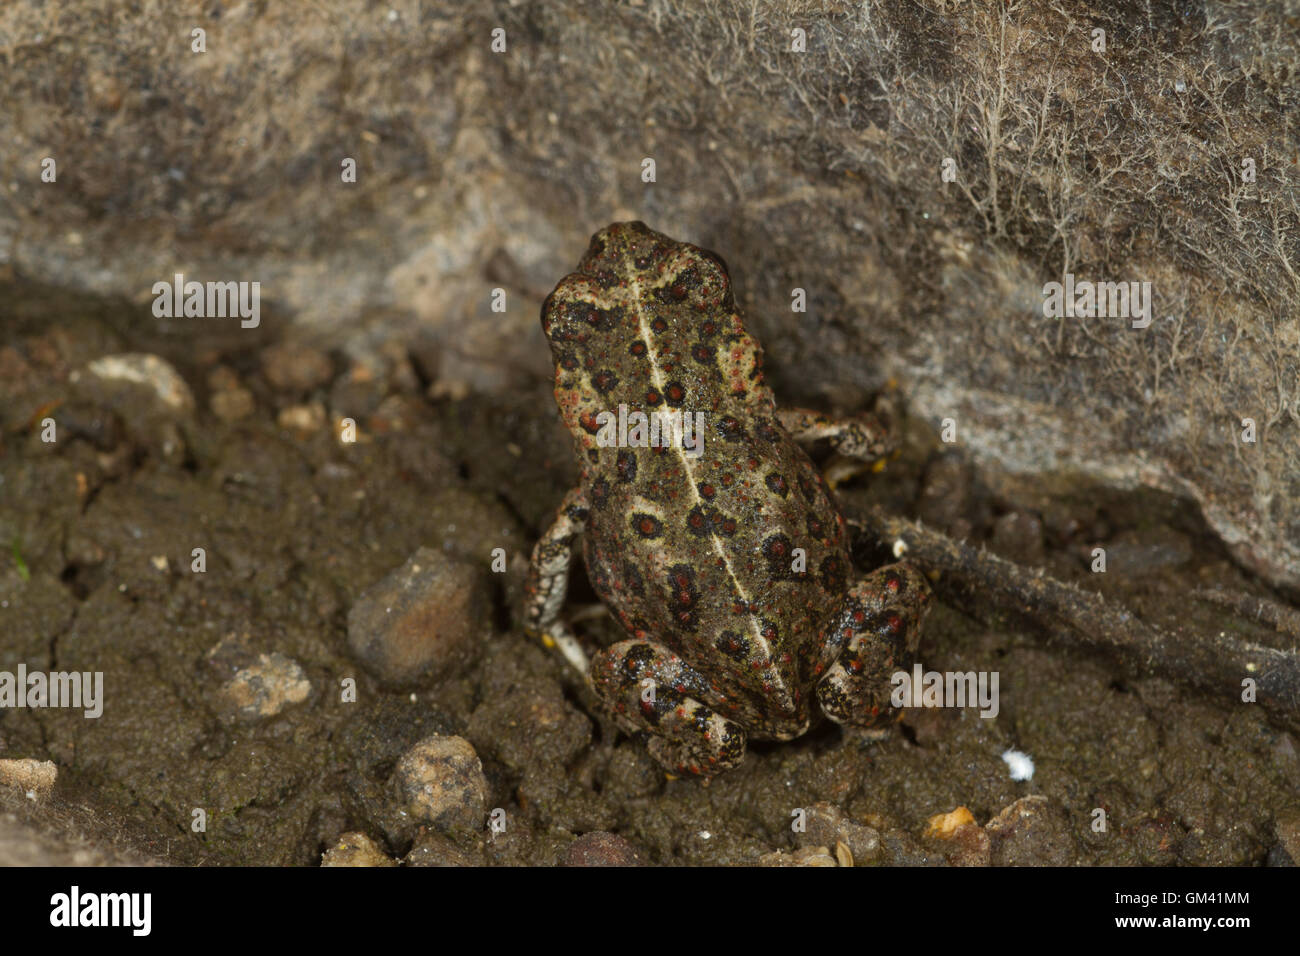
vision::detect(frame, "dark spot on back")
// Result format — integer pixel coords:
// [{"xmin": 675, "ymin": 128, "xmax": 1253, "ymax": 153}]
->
[
  {"xmin": 617, "ymin": 450, "xmax": 637, "ymax": 482},
  {"xmin": 632, "ymin": 513, "xmax": 663, "ymax": 539}
]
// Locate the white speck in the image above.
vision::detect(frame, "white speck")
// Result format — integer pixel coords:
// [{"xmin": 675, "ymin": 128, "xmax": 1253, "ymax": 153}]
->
[
  {"xmin": 409, "ymin": 693, "xmax": 418, "ymax": 703},
  {"xmin": 892, "ymin": 538, "xmax": 908, "ymax": 559},
  {"xmin": 1002, "ymin": 749, "xmax": 1035, "ymax": 781},
  {"xmin": 1174, "ymin": 79, "xmax": 1186, "ymax": 93},
  {"xmin": 698, "ymin": 831, "xmax": 712, "ymax": 840},
  {"xmin": 25, "ymin": 790, "xmax": 36, "ymax": 801}
]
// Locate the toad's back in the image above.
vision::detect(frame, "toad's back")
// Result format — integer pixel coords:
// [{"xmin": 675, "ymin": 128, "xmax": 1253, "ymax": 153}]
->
[{"xmin": 540, "ymin": 222, "xmax": 851, "ymax": 726}]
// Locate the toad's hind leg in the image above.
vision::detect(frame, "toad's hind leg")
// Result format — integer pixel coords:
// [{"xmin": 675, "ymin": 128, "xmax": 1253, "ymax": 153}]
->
[
  {"xmin": 524, "ymin": 486, "xmax": 591, "ymax": 675},
  {"xmin": 816, "ymin": 562, "xmax": 932, "ymax": 727},
  {"xmin": 592, "ymin": 640, "xmax": 747, "ymax": 777}
]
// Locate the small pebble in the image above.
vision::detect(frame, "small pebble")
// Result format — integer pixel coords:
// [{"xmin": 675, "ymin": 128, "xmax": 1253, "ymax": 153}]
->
[
  {"xmin": 347, "ymin": 547, "xmax": 487, "ymax": 686},
  {"xmin": 321, "ymin": 832, "xmax": 396, "ymax": 867},
  {"xmin": 82, "ymin": 353, "xmax": 195, "ymax": 413},
  {"xmin": 262, "ymin": 342, "xmax": 334, "ymax": 392},
  {"xmin": 986, "ymin": 795, "xmax": 1074, "ymax": 866},
  {"xmin": 218, "ymin": 652, "xmax": 311, "ymax": 720},
  {"xmin": 795, "ymin": 803, "xmax": 881, "ymax": 864},
  {"xmin": 277, "ymin": 401, "xmax": 327, "ymax": 434},
  {"xmin": 405, "ymin": 830, "xmax": 478, "ymax": 867},
  {"xmin": 1274, "ymin": 809, "xmax": 1300, "ymax": 864},
  {"xmin": 561, "ymin": 831, "xmax": 646, "ymax": 867},
  {"xmin": 926, "ymin": 805, "xmax": 976, "ymax": 839},
  {"xmin": 758, "ymin": 845, "xmax": 839, "ymax": 867},
  {"xmin": 393, "ymin": 735, "xmax": 487, "ymax": 834},
  {"xmin": 210, "ymin": 387, "xmax": 255, "ymax": 422}
]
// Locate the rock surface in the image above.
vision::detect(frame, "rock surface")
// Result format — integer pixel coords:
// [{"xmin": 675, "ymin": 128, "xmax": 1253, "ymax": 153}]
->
[{"xmin": 0, "ymin": 0, "xmax": 1295, "ymax": 589}]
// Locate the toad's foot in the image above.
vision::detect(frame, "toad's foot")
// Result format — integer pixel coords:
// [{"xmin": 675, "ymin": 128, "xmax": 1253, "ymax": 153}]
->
[
  {"xmin": 816, "ymin": 562, "xmax": 932, "ymax": 726},
  {"xmin": 591, "ymin": 639, "xmax": 746, "ymax": 777}
]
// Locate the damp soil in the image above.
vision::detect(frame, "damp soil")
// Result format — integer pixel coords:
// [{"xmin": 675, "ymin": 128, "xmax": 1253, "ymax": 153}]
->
[{"xmin": 2, "ymin": 281, "xmax": 1298, "ymax": 866}]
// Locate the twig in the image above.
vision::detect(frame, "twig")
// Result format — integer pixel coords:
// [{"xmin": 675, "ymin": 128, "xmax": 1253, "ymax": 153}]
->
[
  {"xmin": 857, "ymin": 508, "xmax": 1300, "ymax": 725},
  {"xmin": 1194, "ymin": 587, "xmax": 1300, "ymax": 640}
]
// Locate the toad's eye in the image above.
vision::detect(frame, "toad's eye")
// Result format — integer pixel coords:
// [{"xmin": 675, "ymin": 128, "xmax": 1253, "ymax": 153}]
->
[{"xmin": 690, "ymin": 253, "xmax": 734, "ymax": 308}]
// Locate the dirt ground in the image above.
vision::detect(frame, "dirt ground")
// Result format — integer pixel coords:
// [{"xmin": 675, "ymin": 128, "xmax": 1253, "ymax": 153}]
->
[{"xmin": 2, "ymin": 277, "xmax": 1297, "ymax": 866}]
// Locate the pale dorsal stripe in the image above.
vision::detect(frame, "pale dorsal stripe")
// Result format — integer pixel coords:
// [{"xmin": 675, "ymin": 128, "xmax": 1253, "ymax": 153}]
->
[{"xmin": 620, "ymin": 254, "xmax": 782, "ymax": 695}]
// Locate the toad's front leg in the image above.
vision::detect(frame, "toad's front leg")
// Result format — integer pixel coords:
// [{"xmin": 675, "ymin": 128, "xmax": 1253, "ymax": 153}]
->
[
  {"xmin": 591, "ymin": 639, "xmax": 747, "ymax": 777},
  {"xmin": 778, "ymin": 403, "xmax": 896, "ymax": 486},
  {"xmin": 523, "ymin": 486, "xmax": 592, "ymax": 674},
  {"xmin": 816, "ymin": 563, "xmax": 932, "ymax": 727}
]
